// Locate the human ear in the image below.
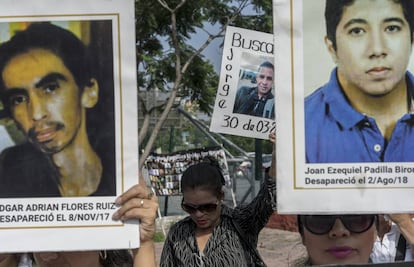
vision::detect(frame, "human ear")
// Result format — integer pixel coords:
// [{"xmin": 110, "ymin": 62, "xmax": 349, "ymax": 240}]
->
[
  {"xmin": 218, "ymin": 191, "xmax": 225, "ymax": 201},
  {"xmin": 81, "ymin": 78, "xmax": 99, "ymax": 108},
  {"xmin": 324, "ymin": 36, "xmax": 338, "ymax": 64}
]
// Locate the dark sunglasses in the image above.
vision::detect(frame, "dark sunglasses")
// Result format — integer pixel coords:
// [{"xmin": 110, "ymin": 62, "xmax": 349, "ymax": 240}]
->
[
  {"xmin": 181, "ymin": 200, "xmax": 219, "ymax": 214},
  {"xmin": 301, "ymin": 214, "xmax": 376, "ymax": 235}
]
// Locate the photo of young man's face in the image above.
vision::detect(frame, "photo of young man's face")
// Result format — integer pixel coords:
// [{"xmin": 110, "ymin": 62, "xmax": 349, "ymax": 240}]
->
[
  {"xmin": 256, "ymin": 66, "xmax": 274, "ymax": 95},
  {"xmin": 327, "ymin": 0, "xmax": 412, "ymax": 97},
  {"xmin": 303, "ymin": 0, "xmax": 414, "ymax": 95},
  {"xmin": 2, "ymin": 48, "xmax": 85, "ymax": 154},
  {"xmin": 0, "ymin": 20, "xmax": 117, "ymax": 198},
  {"xmin": 303, "ymin": 0, "xmax": 414, "ymax": 163}
]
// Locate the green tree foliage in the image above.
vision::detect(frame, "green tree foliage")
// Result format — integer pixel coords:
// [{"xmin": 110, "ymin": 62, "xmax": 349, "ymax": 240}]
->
[{"xmin": 136, "ymin": 0, "xmax": 273, "ymax": 166}]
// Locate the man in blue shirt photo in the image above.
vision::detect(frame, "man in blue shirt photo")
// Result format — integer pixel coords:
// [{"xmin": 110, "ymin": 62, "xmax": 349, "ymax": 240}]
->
[{"xmin": 306, "ymin": 0, "xmax": 414, "ymax": 163}]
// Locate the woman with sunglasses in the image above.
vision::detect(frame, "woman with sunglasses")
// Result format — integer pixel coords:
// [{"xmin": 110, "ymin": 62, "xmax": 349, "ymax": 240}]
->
[
  {"xmin": 160, "ymin": 145, "xmax": 276, "ymax": 266},
  {"xmin": 296, "ymin": 214, "xmax": 378, "ymax": 266}
]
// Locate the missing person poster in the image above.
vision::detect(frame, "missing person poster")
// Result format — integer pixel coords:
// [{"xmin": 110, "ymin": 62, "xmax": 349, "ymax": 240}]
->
[
  {"xmin": 209, "ymin": 26, "xmax": 275, "ymax": 140},
  {"xmin": 274, "ymin": 0, "xmax": 414, "ymax": 213},
  {"xmin": 0, "ymin": 0, "xmax": 139, "ymax": 252},
  {"xmin": 145, "ymin": 147, "xmax": 232, "ymax": 196}
]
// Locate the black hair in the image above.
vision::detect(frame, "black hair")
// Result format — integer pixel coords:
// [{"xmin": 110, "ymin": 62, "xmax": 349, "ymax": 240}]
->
[
  {"xmin": 325, "ymin": 0, "xmax": 414, "ymax": 50},
  {"xmin": 297, "ymin": 215, "xmax": 304, "ymax": 236},
  {"xmin": 181, "ymin": 157, "xmax": 225, "ymax": 197},
  {"xmin": 0, "ymin": 22, "xmax": 94, "ymax": 115},
  {"xmin": 258, "ymin": 61, "xmax": 274, "ymax": 71}
]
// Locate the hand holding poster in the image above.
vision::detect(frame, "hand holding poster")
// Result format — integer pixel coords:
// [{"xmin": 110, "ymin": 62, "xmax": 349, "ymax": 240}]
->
[
  {"xmin": 0, "ymin": 0, "xmax": 139, "ymax": 252},
  {"xmin": 274, "ymin": 0, "xmax": 414, "ymax": 213},
  {"xmin": 210, "ymin": 26, "xmax": 275, "ymax": 140}
]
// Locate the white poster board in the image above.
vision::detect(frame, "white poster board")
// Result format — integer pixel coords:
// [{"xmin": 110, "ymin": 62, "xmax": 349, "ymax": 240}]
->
[
  {"xmin": 274, "ymin": 0, "xmax": 414, "ymax": 213},
  {"xmin": 210, "ymin": 26, "xmax": 275, "ymax": 140},
  {"xmin": 0, "ymin": 0, "xmax": 139, "ymax": 252}
]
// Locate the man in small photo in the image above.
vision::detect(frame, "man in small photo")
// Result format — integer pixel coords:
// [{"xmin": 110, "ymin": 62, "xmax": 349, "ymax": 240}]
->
[
  {"xmin": 305, "ymin": 0, "xmax": 414, "ymax": 163},
  {"xmin": 233, "ymin": 61, "xmax": 275, "ymax": 119},
  {"xmin": 0, "ymin": 22, "xmax": 115, "ymax": 197}
]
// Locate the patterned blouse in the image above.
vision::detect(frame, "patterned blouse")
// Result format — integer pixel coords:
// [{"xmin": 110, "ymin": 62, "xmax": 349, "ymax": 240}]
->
[{"xmin": 160, "ymin": 176, "xmax": 276, "ymax": 267}]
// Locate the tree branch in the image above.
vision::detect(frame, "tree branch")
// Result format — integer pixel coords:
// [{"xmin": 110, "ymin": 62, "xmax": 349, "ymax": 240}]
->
[
  {"xmin": 180, "ymin": 0, "xmax": 249, "ymax": 75},
  {"xmin": 157, "ymin": 0, "xmax": 172, "ymax": 12}
]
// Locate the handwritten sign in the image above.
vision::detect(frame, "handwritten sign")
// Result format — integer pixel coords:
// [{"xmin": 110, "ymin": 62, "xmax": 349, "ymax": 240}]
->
[{"xmin": 210, "ymin": 26, "xmax": 275, "ymax": 140}]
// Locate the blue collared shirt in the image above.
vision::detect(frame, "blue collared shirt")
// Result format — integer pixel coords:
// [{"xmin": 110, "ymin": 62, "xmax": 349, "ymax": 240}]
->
[{"xmin": 305, "ymin": 69, "xmax": 414, "ymax": 163}]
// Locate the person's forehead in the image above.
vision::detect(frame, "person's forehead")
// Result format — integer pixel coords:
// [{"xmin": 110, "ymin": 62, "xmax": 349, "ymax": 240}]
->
[
  {"xmin": 258, "ymin": 67, "xmax": 273, "ymax": 74},
  {"xmin": 183, "ymin": 188, "xmax": 218, "ymax": 203},
  {"xmin": 2, "ymin": 48, "xmax": 72, "ymax": 88},
  {"xmin": 4, "ymin": 48, "xmax": 65, "ymax": 69},
  {"xmin": 340, "ymin": 0, "xmax": 405, "ymax": 23}
]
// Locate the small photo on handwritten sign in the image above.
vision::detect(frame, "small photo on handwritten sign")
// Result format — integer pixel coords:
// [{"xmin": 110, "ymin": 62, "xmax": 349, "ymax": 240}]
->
[{"xmin": 210, "ymin": 26, "xmax": 275, "ymax": 140}]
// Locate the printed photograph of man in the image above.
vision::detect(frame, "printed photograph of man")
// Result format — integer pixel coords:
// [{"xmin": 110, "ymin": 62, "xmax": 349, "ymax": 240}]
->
[
  {"xmin": 233, "ymin": 60, "xmax": 275, "ymax": 119},
  {"xmin": 305, "ymin": 0, "xmax": 414, "ymax": 163},
  {"xmin": 0, "ymin": 21, "xmax": 116, "ymax": 197}
]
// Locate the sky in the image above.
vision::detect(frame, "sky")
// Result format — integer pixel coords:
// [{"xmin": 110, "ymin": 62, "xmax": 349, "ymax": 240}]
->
[
  {"xmin": 188, "ymin": 23, "xmax": 224, "ymax": 73},
  {"xmin": 187, "ymin": 2, "xmax": 264, "ymax": 73}
]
